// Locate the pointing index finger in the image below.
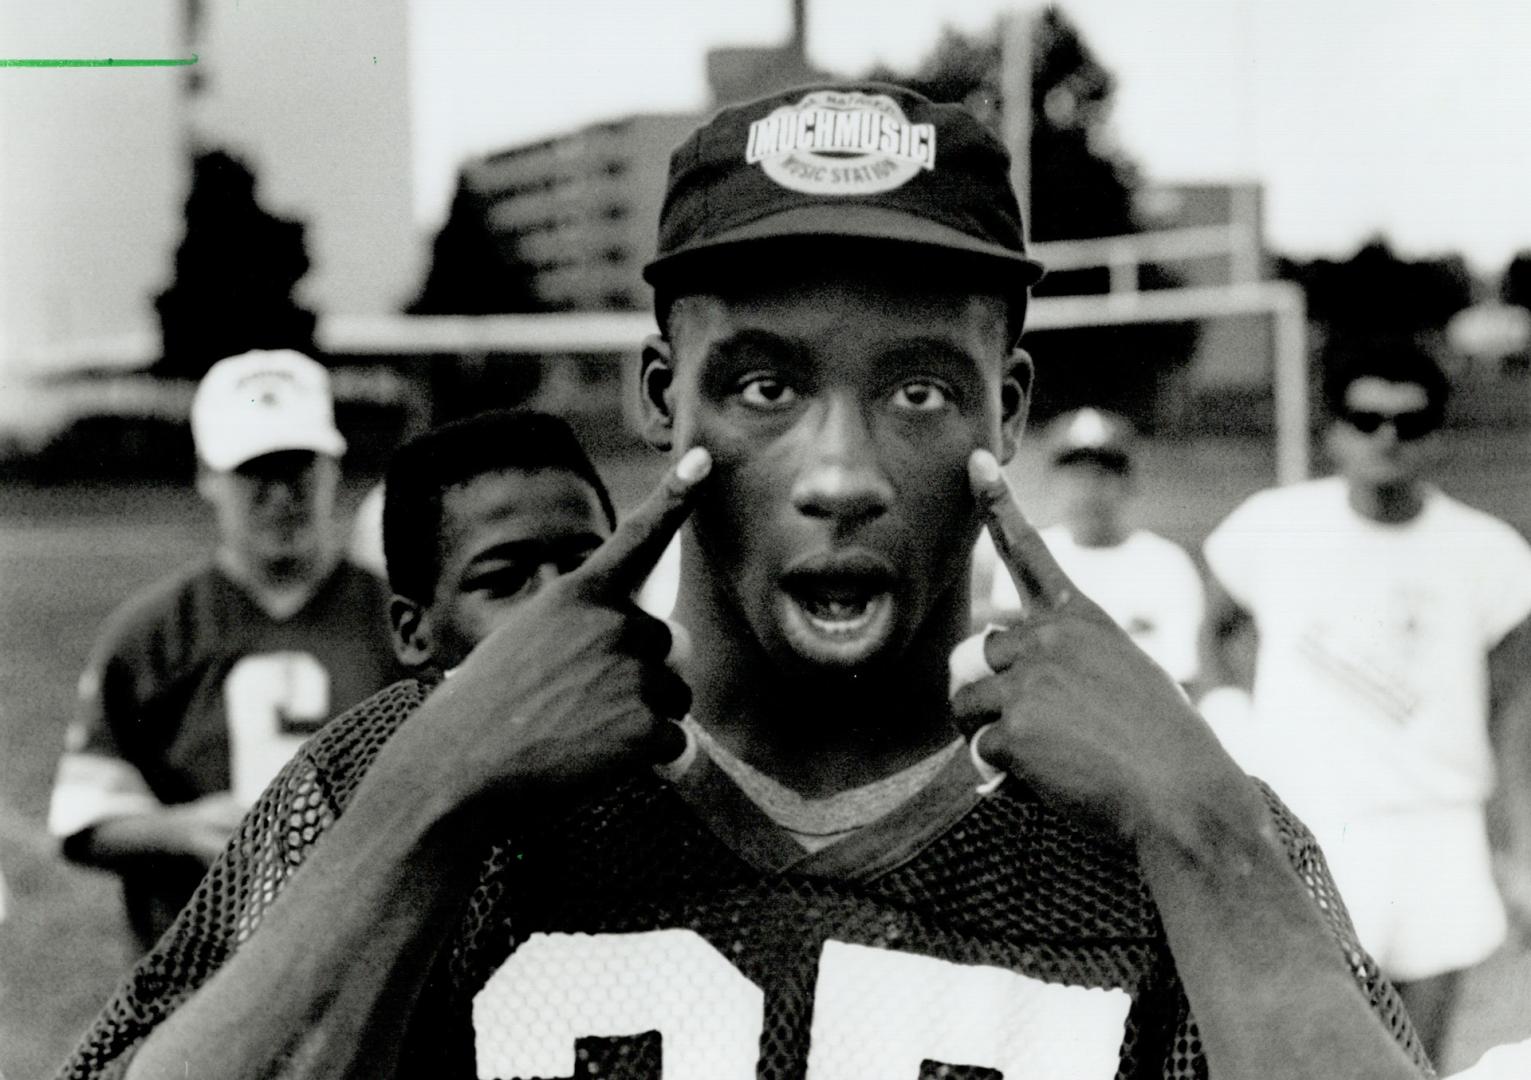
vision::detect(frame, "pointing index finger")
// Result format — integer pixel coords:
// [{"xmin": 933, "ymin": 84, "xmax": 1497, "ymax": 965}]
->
[
  {"xmin": 969, "ymin": 448, "xmax": 1076, "ymax": 612},
  {"xmin": 576, "ymin": 446, "xmax": 712, "ymax": 599}
]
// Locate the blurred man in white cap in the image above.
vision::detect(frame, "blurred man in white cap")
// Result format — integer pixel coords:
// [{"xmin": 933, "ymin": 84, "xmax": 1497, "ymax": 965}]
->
[
  {"xmin": 977, "ymin": 407, "xmax": 1206, "ymax": 688},
  {"xmin": 48, "ymin": 349, "xmax": 401, "ymax": 950}
]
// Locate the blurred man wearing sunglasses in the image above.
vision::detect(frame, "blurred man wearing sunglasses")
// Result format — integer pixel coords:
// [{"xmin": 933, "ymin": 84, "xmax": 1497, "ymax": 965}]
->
[{"xmin": 1200, "ymin": 346, "xmax": 1531, "ymax": 1062}]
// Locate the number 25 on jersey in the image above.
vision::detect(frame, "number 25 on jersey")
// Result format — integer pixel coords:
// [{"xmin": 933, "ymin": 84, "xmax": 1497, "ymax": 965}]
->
[{"xmin": 474, "ymin": 929, "xmax": 1131, "ymax": 1079}]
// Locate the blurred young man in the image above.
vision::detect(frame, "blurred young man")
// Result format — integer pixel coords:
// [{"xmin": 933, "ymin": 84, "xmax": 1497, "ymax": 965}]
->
[
  {"xmin": 1202, "ymin": 347, "xmax": 1531, "ymax": 1060},
  {"xmin": 64, "ymin": 85, "xmax": 1428, "ymax": 1080},
  {"xmin": 980, "ymin": 407, "xmax": 1205, "ymax": 686},
  {"xmin": 378, "ymin": 409, "xmax": 617, "ymax": 675},
  {"xmin": 47, "ymin": 350, "xmax": 400, "ymax": 949}
]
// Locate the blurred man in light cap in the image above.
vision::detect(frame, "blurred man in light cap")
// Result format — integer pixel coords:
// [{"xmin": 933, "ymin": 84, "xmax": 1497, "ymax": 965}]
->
[
  {"xmin": 978, "ymin": 407, "xmax": 1206, "ymax": 688},
  {"xmin": 48, "ymin": 349, "xmax": 400, "ymax": 950}
]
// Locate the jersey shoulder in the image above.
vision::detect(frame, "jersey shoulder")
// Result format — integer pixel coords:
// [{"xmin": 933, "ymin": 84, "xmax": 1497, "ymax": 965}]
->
[
  {"xmin": 83, "ymin": 561, "xmax": 238, "ymax": 683},
  {"xmin": 1426, "ymin": 488, "xmax": 1531, "ymax": 547},
  {"xmin": 318, "ymin": 558, "xmax": 394, "ymax": 608},
  {"xmin": 91, "ymin": 561, "xmax": 219, "ymax": 649},
  {"xmin": 298, "ymin": 676, "xmax": 436, "ymax": 811},
  {"xmin": 1123, "ymin": 529, "xmax": 1198, "ymax": 569},
  {"xmin": 1225, "ymin": 476, "xmax": 1344, "ymax": 531}
]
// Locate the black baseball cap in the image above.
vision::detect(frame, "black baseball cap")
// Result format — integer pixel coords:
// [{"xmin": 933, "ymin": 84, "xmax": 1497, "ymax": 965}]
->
[{"xmin": 643, "ymin": 82, "xmax": 1046, "ymax": 295}]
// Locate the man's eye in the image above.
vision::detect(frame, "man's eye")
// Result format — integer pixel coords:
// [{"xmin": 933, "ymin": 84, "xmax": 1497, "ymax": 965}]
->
[
  {"xmin": 464, "ymin": 566, "xmax": 536, "ymax": 599},
  {"xmin": 554, "ymin": 548, "xmax": 597, "ymax": 575},
  {"xmin": 738, "ymin": 375, "xmax": 797, "ymax": 410},
  {"xmin": 891, "ymin": 380, "xmax": 951, "ymax": 412}
]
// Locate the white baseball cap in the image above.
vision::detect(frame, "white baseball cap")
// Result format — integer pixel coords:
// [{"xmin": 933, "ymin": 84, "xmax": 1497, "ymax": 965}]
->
[{"xmin": 190, "ymin": 349, "xmax": 347, "ymax": 471}]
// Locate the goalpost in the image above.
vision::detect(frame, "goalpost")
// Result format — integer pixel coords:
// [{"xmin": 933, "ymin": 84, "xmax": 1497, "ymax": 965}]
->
[{"xmin": 319, "ymin": 241, "xmax": 1310, "ymax": 485}]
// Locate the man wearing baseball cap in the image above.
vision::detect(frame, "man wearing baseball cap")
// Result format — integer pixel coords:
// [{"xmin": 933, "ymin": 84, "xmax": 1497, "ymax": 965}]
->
[
  {"xmin": 48, "ymin": 349, "xmax": 400, "ymax": 951},
  {"xmin": 978, "ymin": 408, "xmax": 1206, "ymax": 688},
  {"xmin": 67, "ymin": 85, "xmax": 1426, "ymax": 1079}
]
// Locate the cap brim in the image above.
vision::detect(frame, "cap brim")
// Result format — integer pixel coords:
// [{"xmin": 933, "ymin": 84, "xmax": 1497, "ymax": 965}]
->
[
  {"xmin": 1052, "ymin": 447, "xmax": 1133, "ymax": 472},
  {"xmin": 201, "ymin": 429, "xmax": 347, "ymax": 472},
  {"xmin": 644, "ymin": 204, "xmax": 1045, "ymax": 289}
]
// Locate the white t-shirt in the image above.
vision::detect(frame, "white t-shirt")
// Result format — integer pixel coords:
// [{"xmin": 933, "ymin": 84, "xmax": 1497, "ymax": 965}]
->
[
  {"xmin": 986, "ymin": 526, "xmax": 1206, "ymax": 684},
  {"xmin": 1449, "ymin": 1038, "xmax": 1531, "ymax": 1080},
  {"xmin": 1203, "ymin": 476, "xmax": 1531, "ymax": 822}
]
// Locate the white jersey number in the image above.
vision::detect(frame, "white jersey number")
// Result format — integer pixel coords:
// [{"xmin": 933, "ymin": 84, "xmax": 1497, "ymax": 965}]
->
[
  {"xmin": 224, "ymin": 651, "xmax": 330, "ymax": 806},
  {"xmin": 473, "ymin": 929, "xmax": 1130, "ymax": 1080}
]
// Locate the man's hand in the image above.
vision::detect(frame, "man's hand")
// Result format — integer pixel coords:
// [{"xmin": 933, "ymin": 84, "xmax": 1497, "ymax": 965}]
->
[
  {"xmin": 164, "ymin": 792, "xmax": 248, "ymax": 864},
  {"xmin": 79, "ymin": 792, "xmax": 249, "ymax": 869},
  {"xmin": 955, "ymin": 450, "xmax": 1427, "ymax": 1079},
  {"xmin": 953, "ymin": 449, "xmax": 1253, "ymax": 845},
  {"xmin": 379, "ymin": 447, "xmax": 712, "ymax": 814}
]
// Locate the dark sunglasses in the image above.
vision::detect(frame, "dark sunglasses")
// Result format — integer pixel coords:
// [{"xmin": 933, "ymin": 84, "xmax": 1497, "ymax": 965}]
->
[{"xmin": 1343, "ymin": 409, "xmax": 1439, "ymax": 441}]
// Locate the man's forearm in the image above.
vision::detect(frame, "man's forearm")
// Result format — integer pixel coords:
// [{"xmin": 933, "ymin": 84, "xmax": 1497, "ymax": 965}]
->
[
  {"xmin": 71, "ymin": 814, "xmax": 194, "ymax": 867},
  {"xmin": 1137, "ymin": 779, "xmax": 1425, "ymax": 1080},
  {"xmin": 123, "ymin": 776, "xmax": 476, "ymax": 1080}
]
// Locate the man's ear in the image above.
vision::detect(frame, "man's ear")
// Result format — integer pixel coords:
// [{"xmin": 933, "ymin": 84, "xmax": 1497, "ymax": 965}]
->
[
  {"xmin": 999, "ymin": 347, "xmax": 1035, "ymax": 464},
  {"xmin": 640, "ymin": 334, "xmax": 676, "ymax": 452},
  {"xmin": 389, "ymin": 596, "xmax": 434, "ymax": 670}
]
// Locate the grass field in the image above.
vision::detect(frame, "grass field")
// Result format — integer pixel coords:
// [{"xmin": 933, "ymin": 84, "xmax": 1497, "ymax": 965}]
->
[{"xmin": 3, "ymin": 432, "xmax": 1531, "ymax": 1077}]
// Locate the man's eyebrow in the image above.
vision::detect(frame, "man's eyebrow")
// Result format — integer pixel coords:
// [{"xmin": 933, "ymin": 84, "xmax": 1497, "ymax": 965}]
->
[
  {"xmin": 878, "ymin": 338, "xmax": 990, "ymax": 371},
  {"xmin": 463, "ymin": 534, "xmax": 604, "ymax": 567},
  {"xmin": 703, "ymin": 327, "xmax": 805, "ymax": 362}
]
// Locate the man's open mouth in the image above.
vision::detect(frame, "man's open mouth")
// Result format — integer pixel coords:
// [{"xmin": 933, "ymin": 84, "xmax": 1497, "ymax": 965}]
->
[
  {"xmin": 778, "ymin": 554, "xmax": 899, "ymax": 662},
  {"xmin": 785, "ymin": 578, "xmax": 890, "ymax": 635}
]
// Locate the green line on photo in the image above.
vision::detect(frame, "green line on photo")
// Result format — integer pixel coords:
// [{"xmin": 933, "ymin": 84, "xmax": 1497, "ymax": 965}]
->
[{"xmin": 0, "ymin": 55, "xmax": 198, "ymax": 68}]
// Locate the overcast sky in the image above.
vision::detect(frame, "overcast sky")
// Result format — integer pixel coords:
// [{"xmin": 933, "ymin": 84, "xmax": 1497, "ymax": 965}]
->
[{"xmin": 409, "ymin": 0, "xmax": 1531, "ymax": 273}]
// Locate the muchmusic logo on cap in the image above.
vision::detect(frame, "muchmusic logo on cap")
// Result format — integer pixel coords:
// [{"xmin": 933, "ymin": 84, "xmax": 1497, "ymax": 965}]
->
[{"xmin": 744, "ymin": 90, "xmax": 937, "ymax": 197}]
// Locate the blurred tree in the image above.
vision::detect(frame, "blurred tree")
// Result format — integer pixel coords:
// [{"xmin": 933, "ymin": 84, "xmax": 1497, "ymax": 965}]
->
[
  {"xmin": 1277, "ymin": 238, "xmax": 1475, "ymax": 405},
  {"xmin": 1503, "ymin": 251, "xmax": 1531, "ymax": 311},
  {"xmin": 870, "ymin": 6, "xmax": 1138, "ymax": 245},
  {"xmin": 1279, "ymin": 239, "xmax": 1473, "ymax": 333},
  {"xmin": 869, "ymin": 6, "xmax": 1191, "ymax": 429},
  {"xmin": 407, "ymin": 171, "xmax": 549, "ymax": 315},
  {"xmin": 154, "ymin": 150, "xmax": 317, "ymax": 379}
]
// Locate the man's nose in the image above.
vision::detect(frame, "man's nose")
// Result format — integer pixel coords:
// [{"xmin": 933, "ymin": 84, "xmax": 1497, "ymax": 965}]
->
[
  {"xmin": 255, "ymin": 477, "xmax": 303, "ymax": 509},
  {"xmin": 790, "ymin": 396, "xmax": 893, "ymax": 525},
  {"xmin": 1371, "ymin": 420, "xmax": 1402, "ymax": 449}
]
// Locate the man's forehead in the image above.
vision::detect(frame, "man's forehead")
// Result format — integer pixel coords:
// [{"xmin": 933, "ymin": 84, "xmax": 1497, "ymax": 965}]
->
[
  {"xmin": 443, "ymin": 467, "xmax": 603, "ymax": 523},
  {"xmin": 1343, "ymin": 376, "xmax": 1430, "ymax": 414},
  {"xmin": 668, "ymin": 276, "xmax": 1009, "ymax": 336}
]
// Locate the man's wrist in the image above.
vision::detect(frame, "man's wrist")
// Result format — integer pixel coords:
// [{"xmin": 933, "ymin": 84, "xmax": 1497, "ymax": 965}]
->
[{"xmin": 1131, "ymin": 768, "xmax": 1273, "ymax": 871}]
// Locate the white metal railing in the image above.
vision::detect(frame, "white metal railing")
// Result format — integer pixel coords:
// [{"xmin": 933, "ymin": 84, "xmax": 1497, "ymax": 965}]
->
[{"xmin": 1030, "ymin": 224, "xmax": 1264, "ymax": 287}]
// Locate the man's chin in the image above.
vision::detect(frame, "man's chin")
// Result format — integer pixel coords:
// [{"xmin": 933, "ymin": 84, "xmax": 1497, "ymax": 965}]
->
[
  {"xmin": 254, "ymin": 543, "xmax": 324, "ymax": 582},
  {"xmin": 774, "ymin": 589, "xmax": 899, "ymax": 670}
]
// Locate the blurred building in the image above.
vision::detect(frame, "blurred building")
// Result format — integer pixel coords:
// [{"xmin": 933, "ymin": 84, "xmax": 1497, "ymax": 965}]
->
[
  {"xmin": 0, "ymin": 0, "xmax": 416, "ymax": 384},
  {"xmin": 458, "ymin": 0, "xmax": 825, "ymax": 312},
  {"xmin": 1135, "ymin": 181, "xmax": 1266, "ymax": 284},
  {"xmin": 708, "ymin": 0, "xmax": 824, "ymax": 106},
  {"xmin": 1135, "ymin": 180, "xmax": 1274, "ymax": 400},
  {"xmin": 469, "ymin": 114, "xmax": 699, "ymax": 311}
]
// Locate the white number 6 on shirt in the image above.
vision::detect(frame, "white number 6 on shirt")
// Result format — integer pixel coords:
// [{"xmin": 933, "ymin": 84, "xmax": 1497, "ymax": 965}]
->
[{"xmin": 224, "ymin": 651, "xmax": 330, "ymax": 806}]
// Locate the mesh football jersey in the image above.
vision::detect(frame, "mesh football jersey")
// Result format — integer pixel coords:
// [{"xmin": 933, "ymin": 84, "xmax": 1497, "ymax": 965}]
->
[{"xmin": 58, "ymin": 679, "xmax": 1430, "ymax": 1080}]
